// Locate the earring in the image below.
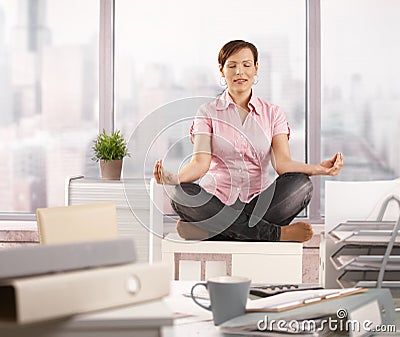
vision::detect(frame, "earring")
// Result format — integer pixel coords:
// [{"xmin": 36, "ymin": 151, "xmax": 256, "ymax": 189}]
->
[
  {"xmin": 253, "ymin": 75, "xmax": 259, "ymax": 85},
  {"xmin": 220, "ymin": 77, "xmax": 227, "ymax": 86}
]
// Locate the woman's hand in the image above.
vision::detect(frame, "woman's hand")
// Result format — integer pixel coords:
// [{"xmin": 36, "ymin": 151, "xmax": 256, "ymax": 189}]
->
[
  {"xmin": 153, "ymin": 159, "xmax": 179, "ymax": 185},
  {"xmin": 317, "ymin": 152, "xmax": 344, "ymax": 176}
]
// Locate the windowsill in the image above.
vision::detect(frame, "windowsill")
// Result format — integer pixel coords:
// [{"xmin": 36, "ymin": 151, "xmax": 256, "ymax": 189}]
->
[
  {"xmin": 310, "ymin": 224, "xmax": 324, "ymax": 235},
  {"xmin": 0, "ymin": 220, "xmax": 324, "ymax": 234},
  {"xmin": 0, "ymin": 221, "xmax": 38, "ymax": 231}
]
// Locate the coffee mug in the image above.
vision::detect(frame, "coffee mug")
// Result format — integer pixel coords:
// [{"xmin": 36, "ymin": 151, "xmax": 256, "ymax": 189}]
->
[{"xmin": 190, "ymin": 275, "xmax": 251, "ymax": 325}]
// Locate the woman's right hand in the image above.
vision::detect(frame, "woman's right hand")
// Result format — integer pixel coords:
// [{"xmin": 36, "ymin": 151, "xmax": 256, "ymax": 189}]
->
[{"xmin": 153, "ymin": 159, "xmax": 179, "ymax": 185}]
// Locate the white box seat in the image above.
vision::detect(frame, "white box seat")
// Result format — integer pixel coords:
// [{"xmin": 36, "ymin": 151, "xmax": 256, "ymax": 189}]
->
[
  {"xmin": 162, "ymin": 233, "xmax": 302, "ymax": 283},
  {"xmin": 149, "ymin": 178, "xmax": 303, "ymax": 283}
]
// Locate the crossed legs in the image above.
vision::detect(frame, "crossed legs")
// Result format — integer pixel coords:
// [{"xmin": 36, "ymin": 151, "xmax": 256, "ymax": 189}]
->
[{"xmin": 170, "ymin": 172, "xmax": 314, "ymax": 242}]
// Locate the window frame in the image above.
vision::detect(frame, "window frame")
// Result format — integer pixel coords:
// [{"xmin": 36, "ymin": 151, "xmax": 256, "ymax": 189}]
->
[
  {"xmin": 0, "ymin": 0, "xmax": 323, "ymax": 223},
  {"xmin": 306, "ymin": 0, "xmax": 323, "ymax": 223}
]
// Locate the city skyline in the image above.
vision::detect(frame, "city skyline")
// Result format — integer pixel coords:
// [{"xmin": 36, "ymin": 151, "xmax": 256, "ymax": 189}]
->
[{"xmin": 0, "ymin": 0, "xmax": 399, "ymax": 214}]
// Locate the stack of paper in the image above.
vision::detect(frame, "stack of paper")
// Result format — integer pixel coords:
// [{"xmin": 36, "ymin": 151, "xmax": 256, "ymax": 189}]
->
[
  {"xmin": 0, "ymin": 300, "xmax": 173, "ymax": 337},
  {"xmin": 67, "ymin": 177, "xmax": 152, "ymax": 262},
  {"xmin": 0, "ymin": 238, "xmax": 171, "ymax": 326}
]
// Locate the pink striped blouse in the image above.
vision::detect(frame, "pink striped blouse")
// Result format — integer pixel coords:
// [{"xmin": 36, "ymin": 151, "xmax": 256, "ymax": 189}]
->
[{"xmin": 190, "ymin": 89, "xmax": 290, "ymax": 205}]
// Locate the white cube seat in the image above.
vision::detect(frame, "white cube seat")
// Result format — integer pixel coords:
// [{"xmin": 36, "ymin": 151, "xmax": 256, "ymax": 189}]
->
[
  {"xmin": 149, "ymin": 178, "xmax": 303, "ymax": 283},
  {"xmin": 162, "ymin": 233, "xmax": 302, "ymax": 283}
]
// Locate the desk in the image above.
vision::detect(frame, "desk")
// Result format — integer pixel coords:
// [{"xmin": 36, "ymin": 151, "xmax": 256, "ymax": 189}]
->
[
  {"xmin": 162, "ymin": 281, "xmax": 400, "ymax": 337},
  {"xmin": 1, "ymin": 281, "xmax": 399, "ymax": 337},
  {"xmin": 162, "ymin": 281, "xmax": 217, "ymax": 337}
]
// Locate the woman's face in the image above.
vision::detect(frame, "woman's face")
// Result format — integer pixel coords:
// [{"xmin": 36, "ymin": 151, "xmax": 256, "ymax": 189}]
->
[{"xmin": 220, "ymin": 48, "xmax": 258, "ymax": 95}]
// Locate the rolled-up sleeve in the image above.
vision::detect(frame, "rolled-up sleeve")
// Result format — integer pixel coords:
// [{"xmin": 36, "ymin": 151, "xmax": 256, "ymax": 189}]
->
[
  {"xmin": 190, "ymin": 106, "xmax": 213, "ymax": 143},
  {"xmin": 272, "ymin": 106, "xmax": 290, "ymax": 139}
]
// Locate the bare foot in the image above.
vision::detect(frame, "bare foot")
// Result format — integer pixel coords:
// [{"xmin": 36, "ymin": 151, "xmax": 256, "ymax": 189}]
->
[
  {"xmin": 176, "ymin": 220, "xmax": 209, "ymax": 240},
  {"xmin": 280, "ymin": 222, "xmax": 313, "ymax": 242}
]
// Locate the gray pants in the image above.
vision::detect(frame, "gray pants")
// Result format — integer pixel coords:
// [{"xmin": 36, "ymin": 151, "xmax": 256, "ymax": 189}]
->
[{"xmin": 170, "ymin": 172, "xmax": 313, "ymax": 241}]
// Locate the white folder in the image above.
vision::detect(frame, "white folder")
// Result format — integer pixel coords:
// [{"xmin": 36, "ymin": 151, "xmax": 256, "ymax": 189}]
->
[{"xmin": 0, "ymin": 263, "xmax": 170, "ymax": 324}]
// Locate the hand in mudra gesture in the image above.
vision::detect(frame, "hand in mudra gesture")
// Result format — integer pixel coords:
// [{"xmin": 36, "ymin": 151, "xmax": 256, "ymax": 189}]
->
[
  {"xmin": 153, "ymin": 159, "xmax": 179, "ymax": 185},
  {"xmin": 318, "ymin": 152, "xmax": 344, "ymax": 176}
]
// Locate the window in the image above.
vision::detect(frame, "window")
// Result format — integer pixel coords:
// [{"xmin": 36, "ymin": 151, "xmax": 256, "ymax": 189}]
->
[
  {"xmin": 321, "ymin": 0, "xmax": 400, "ymax": 213},
  {"xmin": 0, "ymin": 0, "xmax": 99, "ymax": 215},
  {"xmin": 115, "ymin": 0, "xmax": 307, "ymax": 181},
  {"xmin": 7, "ymin": 0, "xmax": 395, "ymax": 222}
]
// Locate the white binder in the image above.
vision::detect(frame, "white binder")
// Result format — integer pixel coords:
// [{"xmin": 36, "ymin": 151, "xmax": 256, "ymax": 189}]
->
[
  {"xmin": 0, "ymin": 238, "xmax": 136, "ymax": 279},
  {"xmin": 0, "ymin": 263, "xmax": 170, "ymax": 324}
]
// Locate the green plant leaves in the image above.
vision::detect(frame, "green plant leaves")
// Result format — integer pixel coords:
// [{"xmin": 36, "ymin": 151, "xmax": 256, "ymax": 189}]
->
[{"xmin": 91, "ymin": 129, "xmax": 130, "ymax": 162}]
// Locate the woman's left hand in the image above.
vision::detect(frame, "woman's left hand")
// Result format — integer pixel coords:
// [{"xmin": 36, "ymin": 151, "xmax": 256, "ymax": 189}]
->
[{"xmin": 318, "ymin": 152, "xmax": 344, "ymax": 176}]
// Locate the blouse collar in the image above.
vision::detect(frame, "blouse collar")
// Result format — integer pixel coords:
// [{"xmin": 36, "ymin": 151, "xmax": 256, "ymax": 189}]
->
[{"xmin": 216, "ymin": 89, "xmax": 261, "ymax": 115}]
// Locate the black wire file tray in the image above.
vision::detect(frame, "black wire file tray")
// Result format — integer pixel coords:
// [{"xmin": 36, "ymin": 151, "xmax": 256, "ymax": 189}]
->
[{"xmin": 320, "ymin": 195, "xmax": 400, "ymax": 298}]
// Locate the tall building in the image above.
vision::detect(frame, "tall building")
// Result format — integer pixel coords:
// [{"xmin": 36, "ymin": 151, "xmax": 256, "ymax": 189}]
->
[
  {"xmin": 13, "ymin": 144, "xmax": 46, "ymax": 212},
  {"xmin": 11, "ymin": 0, "xmax": 51, "ymax": 121},
  {"xmin": 0, "ymin": 147, "xmax": 13, "ymax": 211},
  {"xmin": 41, "ymin": 46, "xmax": 85, "ymax": 131},
  {"xmin": 46, "ymin": 140, "xmax": 87, "ymax": 207},
  {"xmin": 254, "ymin": 35, "xmax": 304, "ymax": 125},
  {"xmin": 0, "ymin": 6, "xmax": 13, "ymax": 126}
]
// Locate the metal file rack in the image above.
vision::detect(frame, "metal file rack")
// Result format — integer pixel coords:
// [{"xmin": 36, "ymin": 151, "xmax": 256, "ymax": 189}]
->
[{"xmin": 321, "ymin": 195, "xmax": 400, "ymax": 298}]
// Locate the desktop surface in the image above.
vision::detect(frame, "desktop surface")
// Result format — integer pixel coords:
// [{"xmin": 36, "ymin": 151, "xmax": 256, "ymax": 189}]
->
[
  {"xmin": 162, "ymin": 281, "xmax": 400, "ymax": 337},
  {"xmin": 0, "ymin": 280, "xmax": 398, "ymax": 337}
]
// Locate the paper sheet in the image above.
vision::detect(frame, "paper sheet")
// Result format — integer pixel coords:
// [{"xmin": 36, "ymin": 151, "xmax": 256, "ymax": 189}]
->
[
  {"xmin": 163, "ymin": 281, "xmax": 213, "ymax": 325},
  {"xmin": 246, "ymin": 288, "xmax": 365, "ymax": 312}
]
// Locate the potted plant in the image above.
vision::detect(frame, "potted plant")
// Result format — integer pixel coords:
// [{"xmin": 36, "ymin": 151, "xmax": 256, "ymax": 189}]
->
[{"xmin": 92, "ymin": 129, "xmax": 130, "ymax": 180}]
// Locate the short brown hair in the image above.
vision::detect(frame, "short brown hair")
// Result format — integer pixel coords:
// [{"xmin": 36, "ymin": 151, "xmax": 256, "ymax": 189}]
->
[{"xmin": 218, "ymin": 40, "xmax": 258, "ymax": 68}]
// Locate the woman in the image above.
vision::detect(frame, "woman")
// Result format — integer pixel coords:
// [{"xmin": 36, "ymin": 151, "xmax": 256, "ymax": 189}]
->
[{"xmin": 154, "ymin": 40, "xmax": 343, "ymax": 242}]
